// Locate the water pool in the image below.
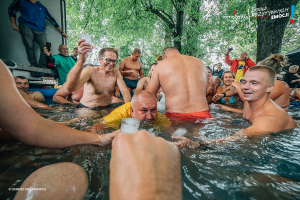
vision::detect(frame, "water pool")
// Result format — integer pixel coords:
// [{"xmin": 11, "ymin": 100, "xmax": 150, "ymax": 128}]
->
[{"xmin": 1, "ymin": 102, "xmax": 300, "ymax": 199}]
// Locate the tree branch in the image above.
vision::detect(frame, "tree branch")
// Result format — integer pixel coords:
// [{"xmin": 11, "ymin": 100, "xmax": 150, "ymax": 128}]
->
[
  {"xmin": 83, "ymin": 0, "xmax": 95, "ymax": 30},
  {"xmin": 143, "ymin": 4, "xmax": 175, "ymax": 30}
]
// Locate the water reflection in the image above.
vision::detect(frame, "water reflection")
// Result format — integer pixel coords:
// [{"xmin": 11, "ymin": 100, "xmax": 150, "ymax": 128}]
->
[{"xmin": 0, "ymin": 102, "xmax": 299, "ymax": 199}]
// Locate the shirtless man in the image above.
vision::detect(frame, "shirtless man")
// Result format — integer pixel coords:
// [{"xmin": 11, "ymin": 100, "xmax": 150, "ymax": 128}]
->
[
  {"xmin": 53, "ymin": 64, "xmax": 93, "ymax": 104},
  {"xmin": 213, "ymin": 54, "xmax": 290, "ymax": 110},
  {"xmin": 119, "ymin": 48, "xmax": 144, "ymax": 94},
  {"xmin": 147, "ymin": 47, "xmax": 211, "ymax": 122},
  {"xmin": 174, "ymin": 66, "xmax": 297, "ymax": 147},
  {"xmin": 65, "ymin": 40, "xmax": 130, "ymax": 108},
  {"xmin": 15, "ymin": 76, "xmax": 45, "ymax": 101}
]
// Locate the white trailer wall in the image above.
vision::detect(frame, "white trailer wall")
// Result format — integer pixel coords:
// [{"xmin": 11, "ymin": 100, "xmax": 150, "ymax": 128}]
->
[{"xmin": 0, "ymin": 0, "xmax": 66, "ymax": 66}]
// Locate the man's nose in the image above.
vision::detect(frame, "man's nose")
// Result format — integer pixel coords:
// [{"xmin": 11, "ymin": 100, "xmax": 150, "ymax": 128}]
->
[{"xmin": 146, "ymin": 111, "xmax": 153, "ymax": 119}]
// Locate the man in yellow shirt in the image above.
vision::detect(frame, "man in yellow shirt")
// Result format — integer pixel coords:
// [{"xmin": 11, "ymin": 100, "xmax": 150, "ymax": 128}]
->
[{"xmin": 90, "ymin": 90, "xmax": 170, "ymax": 132}]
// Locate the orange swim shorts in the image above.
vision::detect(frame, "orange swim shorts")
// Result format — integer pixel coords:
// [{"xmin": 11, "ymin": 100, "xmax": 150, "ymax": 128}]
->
[{"xmin": 165, "ymin": 110, "xmax": 212, "ymax": 123}]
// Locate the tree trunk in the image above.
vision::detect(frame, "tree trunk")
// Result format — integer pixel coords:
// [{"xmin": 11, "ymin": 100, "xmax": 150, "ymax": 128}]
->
[
  {"xmin": 174, "ymin": 10, "xmax": 184, "ymax": 52},
  {"xmin": 256, "ymin": 0, "xmax": 299, "ymax": 62}
]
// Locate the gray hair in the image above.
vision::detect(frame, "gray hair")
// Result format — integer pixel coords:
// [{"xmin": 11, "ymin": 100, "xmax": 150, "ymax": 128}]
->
[{"xmin": 131, "ymin": 90, "xmax": 156, "ymax": 108}]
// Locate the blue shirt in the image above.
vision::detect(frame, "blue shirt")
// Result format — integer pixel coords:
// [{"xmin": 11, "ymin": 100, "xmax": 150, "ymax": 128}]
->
[{"xmin": 8, "ymin": 0, "xmax": 59, "ymax": 32}]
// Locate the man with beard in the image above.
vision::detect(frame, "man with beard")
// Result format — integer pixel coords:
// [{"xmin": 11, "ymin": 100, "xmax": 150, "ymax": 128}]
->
[
  {"xmin": 15, "ymin": 76, "xmax": 45, "ymax": 101},
  {"xmin": 119, "ymin": 48, "xmax": 144, "ymax": 94},
  {"xmin": 65, "ymin": 40, "xmax": 130, "ymax": 109},
  {"xmin": 44, "ymin": 44, "xmax": 76, "ymax": 84},
  {"xmin": 89, "ymin": 90, "xmax": 170, "ymax": 133}
]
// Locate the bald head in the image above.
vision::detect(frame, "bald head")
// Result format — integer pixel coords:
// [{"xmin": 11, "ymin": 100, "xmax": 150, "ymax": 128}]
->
[
  {"xmin": 132, "ymin": 90, "xmax": 157, "ymax": 107},
  {"xmin": 131, "ymin": 90, "xmax": 157, "ymax": 123},
  {"xmin": 162, "ymin": 47, "xmax": 179, "ymax": 59}
]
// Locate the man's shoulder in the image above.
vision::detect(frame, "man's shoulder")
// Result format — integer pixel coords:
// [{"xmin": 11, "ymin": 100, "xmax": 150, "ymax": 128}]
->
[
  {"xmin": 121, "ymin": 57, "xmax": 130, "ymax": 62},
  {"xmin": 276, "ymin": 80, "xmax": 289, "ymax": 89}
]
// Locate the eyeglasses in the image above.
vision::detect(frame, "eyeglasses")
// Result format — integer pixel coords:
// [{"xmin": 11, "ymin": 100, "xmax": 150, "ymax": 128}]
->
[{"xmin": 101, "ymin": 57, "xmax": 118, "ymax": 64}]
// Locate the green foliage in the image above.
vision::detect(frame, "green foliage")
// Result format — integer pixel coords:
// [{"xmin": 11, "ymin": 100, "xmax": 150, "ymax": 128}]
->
[{"xmin": 65, "ymin": 0, "xmax": 299, "ymax": 71}]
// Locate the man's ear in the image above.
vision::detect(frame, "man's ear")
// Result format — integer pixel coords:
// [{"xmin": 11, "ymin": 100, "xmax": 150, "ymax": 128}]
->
[
  {"xmin": 130, "ymin": 107, "xmax": 134, "ymax": 117},
  {"xmin": 266, "ymin": 84, "xmax": 275, "ymax": 93}
]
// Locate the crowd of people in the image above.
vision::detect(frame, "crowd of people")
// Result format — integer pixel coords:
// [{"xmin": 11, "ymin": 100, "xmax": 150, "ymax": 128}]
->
[
  {"xmin": 3, "ymin": 1, "xmax": 299, "ymax": 198},
  {"xmin": 1, "ymin": 42, "xmax": 299, "ymax": 198}
]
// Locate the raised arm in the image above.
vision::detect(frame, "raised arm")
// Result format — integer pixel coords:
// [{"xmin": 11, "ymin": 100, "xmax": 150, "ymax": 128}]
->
[
  {"xmin": 0, "ymin": 59, "xmax": 116, "ymax": 148},
  {"xmin": 53, "ymin": 83, "xmax": 72, "ymax": 104},
  {"xmin": 65, "ymin": 40, "xmax": 91, "ymax": 92},
  {"xmin": 116, "ymin": 70, "xmax": 131, "ymax": 103},
  {"xmin": 146, "ymin": 66, "xmax": 161, "ymax": 96}
]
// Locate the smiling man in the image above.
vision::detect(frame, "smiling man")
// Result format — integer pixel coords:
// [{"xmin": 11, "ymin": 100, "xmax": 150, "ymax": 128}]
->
[
  {"xmin": 15, "ymin": 76, "xmax": 45, "ymax": 101},
  {"xmin": 119, "ymin": 48, "xmax": 144, "ymax": 94},
  {"xmin": 174, "ymin": 66, "xmax": 297, "ymax": 147},
  {"xmin": 44, "ymin": 44, "xmax": 76, "ymax": 84},
  {"xmin": 225, "ymin": 49, "xmax": 256, "ymax": 82},
  {"xmin": 65, "ymin": 40, "xmax": 130, "ymax": 109}
]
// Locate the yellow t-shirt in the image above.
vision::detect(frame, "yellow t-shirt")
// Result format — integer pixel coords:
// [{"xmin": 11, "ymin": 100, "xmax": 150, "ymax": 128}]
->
[
  {"xmin": 235, "ymin": 61, "xmax": 245, "ymax": 81},
  {"xmin": 101, "ymin": 102, "xmax": 171, "ymax": 128}
]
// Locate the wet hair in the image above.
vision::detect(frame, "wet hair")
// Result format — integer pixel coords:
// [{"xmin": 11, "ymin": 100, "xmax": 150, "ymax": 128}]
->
[
  {"xmin": 206, "ymin": 66, "xmax": 211, "ymax": 71},
  {"xmin": 73, "ymin": 47, "xmax": 78, "ymax": 50},
  {"xmin": 258, "ymin": 54, "xmax": 289, "ymax": 74},
  {"xmin": 221, "ymin": 71, "xmax": 235, "ymax": 80},
  {"xmin": 162, "ymin": 47, "xmax": 178, "ymax": 54},
  {"xmin": 15, "ymin": 76, "xmax": 28, "ymax": 80},
  {"xmin": 131, "ymin": 90, "xmax": 156, "ymax": 108},
  {"xmin": 132, "ymin": 48, "xmax": 141, "ymax": 54},
  {"xmin": 98, "ymin": 47, "xmax": 119, "ymax": 59},
  {"xmin": 248, "ymin": 65, "xmax": 276, "ymax": 85}
]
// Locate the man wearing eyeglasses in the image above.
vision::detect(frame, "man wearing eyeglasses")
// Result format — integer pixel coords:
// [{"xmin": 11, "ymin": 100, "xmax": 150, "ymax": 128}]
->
[
  {"xmin": 119, "ymin": 48, "xmax": 144, "ymax": 94},
  {"xmin": 65, "ymin": 40, "xmax": 131, "ymax": 109}
]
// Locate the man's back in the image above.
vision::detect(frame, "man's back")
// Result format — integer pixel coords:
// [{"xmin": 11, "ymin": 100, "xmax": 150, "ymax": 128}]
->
[{"xmin": 149, "ymin": 54, "xmax": 209, "ymax": 113}]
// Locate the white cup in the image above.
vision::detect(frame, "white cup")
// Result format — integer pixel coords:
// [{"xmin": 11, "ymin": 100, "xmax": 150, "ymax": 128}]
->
[
  {"xmin": 79, "ymin": 34, "xmax": 93, "ymax": 53},
  {"xmin": 120, "ymin": 118, "xmax": 140, "ymax": 134}
]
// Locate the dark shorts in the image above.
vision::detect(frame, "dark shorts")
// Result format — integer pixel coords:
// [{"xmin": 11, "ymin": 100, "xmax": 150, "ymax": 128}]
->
[
  {"xmin": 123, "ymin": 78, "xmax": 139, "ymax": 90},
  {"xmin": 76, "ymin": 103, "xmax": 124, "ymax": 110}
]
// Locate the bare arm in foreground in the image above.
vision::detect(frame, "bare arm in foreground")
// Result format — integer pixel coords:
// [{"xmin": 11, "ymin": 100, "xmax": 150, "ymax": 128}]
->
[
  {"xmin": 110, "ymin": 130, "xmax": 182, "ymax": 200},
  {"xmin": 0, "ymin": 59, "xmax": 117, "ymax": 148}
]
